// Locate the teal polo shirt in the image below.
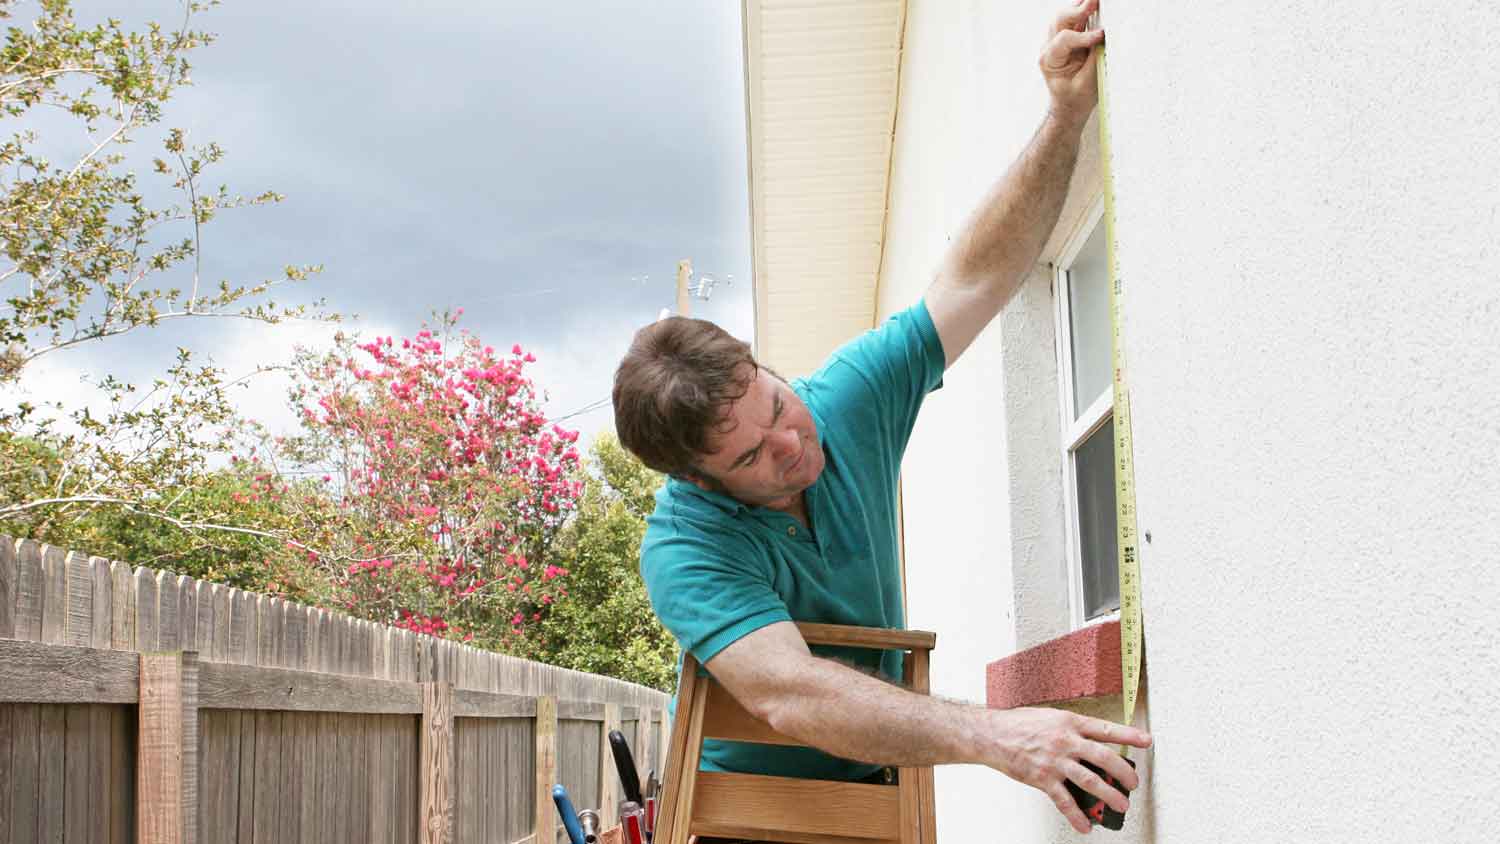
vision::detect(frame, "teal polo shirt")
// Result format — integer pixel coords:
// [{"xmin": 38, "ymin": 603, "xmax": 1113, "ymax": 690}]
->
[{"xmin": 639, "ymin": 300, "xmax": 946, "ymax": 781}]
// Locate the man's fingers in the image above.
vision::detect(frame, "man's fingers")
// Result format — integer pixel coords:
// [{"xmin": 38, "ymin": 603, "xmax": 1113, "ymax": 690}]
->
[
  {"xmin": 1081, "ymin": 744, "xmax": 1141, "ymax": 792},
  {"xmin": 1079, "ymin": 716, "xmax": 1152, "ymax": 749},
  {"xmin": 1053, "ymin": 0, "xmax": 1100, "ymax": 34},
  {"xmin": 1048, "ymin": 783, "xmax": 1095, "ymax": 835},
  {"xmin": 1065, "ymin": 759, "xmax": 1130, "ymax": 815},
  {"xmin": 1041, "ymin": 27, "xmax": 1104, "ymax": 72},
  {"xmin": 1057, "ymin": 27, "xmax": 1106, "ymax": 55}
]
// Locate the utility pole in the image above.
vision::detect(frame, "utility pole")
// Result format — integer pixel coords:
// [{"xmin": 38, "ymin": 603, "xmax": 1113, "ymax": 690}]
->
[{"xmin": 675, "ymin": 259, "xmax": 693, "ymax": 318}]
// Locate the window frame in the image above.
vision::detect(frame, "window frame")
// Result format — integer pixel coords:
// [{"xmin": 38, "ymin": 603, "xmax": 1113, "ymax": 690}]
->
[{"xmin": 1051, "ymin": 197, "xmax": 1121, "ymax": 630}]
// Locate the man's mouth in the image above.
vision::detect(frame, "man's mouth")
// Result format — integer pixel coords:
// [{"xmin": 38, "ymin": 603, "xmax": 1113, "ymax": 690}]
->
[{"xmin": 785, "ymin": 442, "xmax": 805, "ymax": 474}]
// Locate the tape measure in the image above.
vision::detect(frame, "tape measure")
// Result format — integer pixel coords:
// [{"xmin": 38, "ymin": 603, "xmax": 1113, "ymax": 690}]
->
[{"xmin": 1095, "ymin": 30, "xmax": 1143, "ymax": 739}]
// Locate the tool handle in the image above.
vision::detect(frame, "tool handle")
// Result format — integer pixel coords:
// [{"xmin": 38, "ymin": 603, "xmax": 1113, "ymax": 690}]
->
[
  {"xmin": 608, "ymin": 729, "xmax": 644, "ymax": 805},
  {"xmin": 552, "ymin": 784, "xmax": 588, "ymax": 844},
  {"xmin": 623, "ymin": 810, "xmax": 646, "ymax": 844}
]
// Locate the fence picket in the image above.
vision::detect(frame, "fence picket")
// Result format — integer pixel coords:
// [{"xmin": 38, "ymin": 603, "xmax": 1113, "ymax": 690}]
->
[
  {"xmin": 37, "ymin": 701, "xmax": 64, "ymax": 843},
  {"xmin": 64, "ymin": 551, "xmax": 92, "ymax": 647},
  {"xmin": 250, "ymin": 710, "xmax": 280, "ymax": 844},
  {"xmin": 229, "ymin": 589, "xmax": 251, "ymax": 665},
  {"xmin": 109, "ymin": 561, "xmax": 133, "ymax": 650},
  {"xmin": 276, "ymin": 709, "xmax": 300, "ymax": 842},
  {"xmin": 14, "ymin": 541, "xmax": 43, "ymax": 641},
  {"xmin": 294, "ymin": 710, "xmax": 320, "ymax": 842},
  {"xmin": 0, "ymin": 536, "xmax": 16, "ymax": 639},
  {"xmin": 133, "ymin": 568, "xmax": 158, "ymax": 652},
  {"xmin": 177, "ymin": 574, "xmax": 197, "ymax": 654},
  {"xmin": 316, "ymin": 708, "xmax": 338, "ymax": 841},
  {"xmin": 88, "ymin": 558, "xmax": 111, "ymax": 650},
  {"xmin": 0, "ymin": 702, "xmax": 11, "ymax": 844},
  {"xmin": 63, "ymin": 703, "xmax": 89, "ymax": 844},
  {"xmin": 210, "ymin": 585, "xmax": 231, "ymax": 663},
  {"xmin": 200, "ymin": 710, "xmax": 235, "ymax": 844},
  {"xmin": 255, "ymin": 596, "xmax": 277, "ymax": 669},
  {"xmin": 155, "ymin": 570, "xmax": 179, "ymax": 652},
  {"xmin": 40, "ymin": 545, "xmax": 67, "ymax": 645},
  {"xmin": 284, "ymin": 601, "xmax": 309, "ymax": 671},
  {"xmin": 235, "ymin": 710, "xmax": 256, "ymax": 842}
]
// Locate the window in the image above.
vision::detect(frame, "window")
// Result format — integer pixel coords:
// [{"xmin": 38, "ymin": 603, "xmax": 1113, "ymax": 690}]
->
[{"xmin": 1054, "ymin": 199, "xmax": 1119, "ymax": 626}]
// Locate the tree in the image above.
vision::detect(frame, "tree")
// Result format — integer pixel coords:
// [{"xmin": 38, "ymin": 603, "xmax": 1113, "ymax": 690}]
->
[
  {"xmin": 524, "ymin": 434, "xmax": 678, "ymax": 691},
  {"xmin": 0, "ymin": 0, "xmax": 323, "ymax": 383},
  {"xmin": 0, "ymin": 402, "xmax": 331, "ymax": 600},
  {"xmin": 265, "ymin": 312, "xmax": 585, "ymax": 645},
  {"xmin": 0, "ymin": 350, "xmax": 304, "ymax": 552},
  {"xmin": 0, "ymin": 0, "xmax": 330, "ymax": 556}
]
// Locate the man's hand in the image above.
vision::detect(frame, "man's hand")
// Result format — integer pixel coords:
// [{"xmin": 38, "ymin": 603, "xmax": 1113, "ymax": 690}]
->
[
  {"xmin": 983, "ymin": 706, "xmax": 1152, "ymax": 834},
  {"xmin": 1040, "ymin": 0, "xmax": 1105, "ymax": 130}
]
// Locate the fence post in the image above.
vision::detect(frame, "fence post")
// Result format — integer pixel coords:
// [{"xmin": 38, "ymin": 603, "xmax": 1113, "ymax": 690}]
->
[
  {"xmin": 137, "ymin": 650, "xmax": 199, "ymax": 844},
  {"xmin": 420, "ymin": 681, "xmax": 455, "ymax": 844},
  {"xmin": 535, "ymin": 695, "xmax": 558, "ymax": 844}
]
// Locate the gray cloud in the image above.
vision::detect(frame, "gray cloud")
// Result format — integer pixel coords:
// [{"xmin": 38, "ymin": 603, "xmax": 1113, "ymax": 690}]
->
[{"xmin": 18, "ymin": 0, "xmax": 756, "ymax": 444}]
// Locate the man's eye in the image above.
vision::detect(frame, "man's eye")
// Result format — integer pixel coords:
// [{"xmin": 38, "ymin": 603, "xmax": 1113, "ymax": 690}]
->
[{"xmin": 746, "ymin": 449, "xmax": 761, "ymax": 466}]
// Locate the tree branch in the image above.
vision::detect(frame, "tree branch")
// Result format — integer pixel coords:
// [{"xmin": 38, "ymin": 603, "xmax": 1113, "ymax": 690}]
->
[{"xmin": 22, "ymin": 308, "xmax": 328, "ymax": 365}]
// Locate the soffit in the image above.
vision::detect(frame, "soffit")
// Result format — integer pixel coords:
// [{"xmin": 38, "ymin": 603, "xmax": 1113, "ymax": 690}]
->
[{"xmin": 743, "ymin": 0, "xmax": 906, "ymax": 377}]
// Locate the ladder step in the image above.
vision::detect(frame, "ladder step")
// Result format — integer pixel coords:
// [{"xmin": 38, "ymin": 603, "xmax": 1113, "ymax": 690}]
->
[{"xmin": 690, "ymin": 771, "xmax": 900, "ymax": 843}]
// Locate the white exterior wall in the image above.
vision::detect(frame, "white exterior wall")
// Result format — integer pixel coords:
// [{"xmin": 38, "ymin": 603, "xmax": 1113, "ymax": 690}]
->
[{"xmin": 880, "ymin": 1, "xmax": 1500, "ymax": 842}]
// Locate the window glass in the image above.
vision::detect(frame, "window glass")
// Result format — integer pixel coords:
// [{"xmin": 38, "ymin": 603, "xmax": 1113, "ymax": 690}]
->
[
  {"xmin": 1068, "ymin": 222, "xmax": 1112, "ymax": 418},
  {"xmin": 1073, "ymin": 417, "xmax": 1120, "ymax": 619}
]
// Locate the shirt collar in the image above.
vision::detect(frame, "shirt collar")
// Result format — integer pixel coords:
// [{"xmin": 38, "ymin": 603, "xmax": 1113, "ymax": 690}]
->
[{"xmin": 666, "ymin": 476, "xmax": 751, "ymax": 516}]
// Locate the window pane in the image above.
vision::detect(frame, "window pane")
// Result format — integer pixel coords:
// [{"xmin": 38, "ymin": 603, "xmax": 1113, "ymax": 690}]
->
[
  {"xmin": 1074, "ymin": 417, "xmax": 1120, "ymax": 619},
  {"xmin": 1068, "ymin": 222, "xmax": 1112, "ymax": 419}
]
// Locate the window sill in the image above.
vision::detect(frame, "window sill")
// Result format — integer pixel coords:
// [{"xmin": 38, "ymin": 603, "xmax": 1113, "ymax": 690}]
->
[{"xmin": 985, "ymin": 621, "xmax": 1122, "ymax": 709}]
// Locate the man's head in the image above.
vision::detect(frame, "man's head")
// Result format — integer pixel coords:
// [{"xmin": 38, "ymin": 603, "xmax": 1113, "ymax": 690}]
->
[{"xmin": 613, "ymin": 317, "xmax": 824, "ymax": 509}]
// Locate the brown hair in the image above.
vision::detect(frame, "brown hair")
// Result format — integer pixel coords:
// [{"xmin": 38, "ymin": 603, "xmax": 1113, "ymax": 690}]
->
[{"xmin": 612, "ymin": 317, "xmax": 758, "ymax": 479}]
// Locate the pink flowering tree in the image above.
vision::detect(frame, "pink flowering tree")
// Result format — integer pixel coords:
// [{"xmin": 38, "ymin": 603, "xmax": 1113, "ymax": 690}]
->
[{"xmin": 265, "ymin": 311, "xmax": 584, "ymax": 646}]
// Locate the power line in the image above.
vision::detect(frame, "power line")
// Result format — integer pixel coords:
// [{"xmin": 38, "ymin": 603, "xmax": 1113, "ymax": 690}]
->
[{"xmin": 546, "ymin": 396, "xmax": 611, "ymax": 426}]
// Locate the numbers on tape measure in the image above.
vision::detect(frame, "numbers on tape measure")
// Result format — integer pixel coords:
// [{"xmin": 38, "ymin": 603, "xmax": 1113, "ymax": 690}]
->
[{"xmin": 1097, "ymin": 38, "xmax": 1143, "ymax": 737}]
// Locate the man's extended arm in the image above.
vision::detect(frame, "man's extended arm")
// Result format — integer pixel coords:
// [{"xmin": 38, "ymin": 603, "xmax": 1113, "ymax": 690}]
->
[
  {"xmin": 706, "ymin": 621, "xmax": 1150, "ymax": 835},
  {"xmin": 924, "ymin": 0, "xmax": 1105, "ymax": 368}
]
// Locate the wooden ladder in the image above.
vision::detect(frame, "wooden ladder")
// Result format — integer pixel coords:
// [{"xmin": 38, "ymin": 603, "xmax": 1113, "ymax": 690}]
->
[{"xmin": 653, "ymin": 623, "xmax": 937, "ymax": 844}]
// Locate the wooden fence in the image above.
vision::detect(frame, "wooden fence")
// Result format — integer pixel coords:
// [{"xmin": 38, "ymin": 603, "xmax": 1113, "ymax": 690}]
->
[{"xmin": 0, "ymin": 537, "xmax": 673, "ymax": 844}]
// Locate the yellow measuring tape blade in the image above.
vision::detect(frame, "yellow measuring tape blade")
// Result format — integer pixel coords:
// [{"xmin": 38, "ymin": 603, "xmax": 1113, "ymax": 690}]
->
[{"xmin": 1096, "ymin": 38, "xmax": 1143, "ymax": 736}]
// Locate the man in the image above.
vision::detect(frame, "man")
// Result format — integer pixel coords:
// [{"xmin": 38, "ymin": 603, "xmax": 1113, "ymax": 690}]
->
[{"xmin": 611, "ymin": 0, "xmax": 1150, "ymax": 835}]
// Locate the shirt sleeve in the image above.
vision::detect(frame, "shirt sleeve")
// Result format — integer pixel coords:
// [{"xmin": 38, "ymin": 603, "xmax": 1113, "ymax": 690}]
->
[
  {"xmin": 640, "ymin": 523, "xmax": 791, "ymax": 665},
  {"xmin": 816, "ymin": 299, "xmax": 947, "ymax": 460}
]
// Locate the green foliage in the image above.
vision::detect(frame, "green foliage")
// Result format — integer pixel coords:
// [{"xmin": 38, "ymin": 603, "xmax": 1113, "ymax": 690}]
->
[
  {"xmin": 0, "ymin": 0, "xmax": 326, "ymax": 384},
  {"xmin": 524, "ymin": 434, "xmax": 679, "ymax": 692},
  {"xmin": 0, "ymin": 427, "xmax": 329, "ymax": 599},
  {"xmin": 0, "ymin": 0, "xmax": 335, "ymax": 565}
]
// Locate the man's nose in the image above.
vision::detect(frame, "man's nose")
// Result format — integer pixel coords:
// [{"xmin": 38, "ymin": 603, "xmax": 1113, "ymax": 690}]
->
[{"xmin": 772, "ymin": 428, "xmax": 800, "ymax": 459}]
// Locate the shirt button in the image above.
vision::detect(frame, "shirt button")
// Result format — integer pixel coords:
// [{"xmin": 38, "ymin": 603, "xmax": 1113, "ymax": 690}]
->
[{"xmin": 787, "ymin": 526, "xmax": 797, "ymax": 537}]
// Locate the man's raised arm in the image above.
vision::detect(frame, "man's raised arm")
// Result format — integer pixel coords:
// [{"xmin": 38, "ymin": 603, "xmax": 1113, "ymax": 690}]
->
[
  {"xmin": 924, "ymin": 0, "xmax": 1105, "ymax": 369},
  {"xmin": 706, "ymin": 621, "xmax": 1151, "ymax": 835}
]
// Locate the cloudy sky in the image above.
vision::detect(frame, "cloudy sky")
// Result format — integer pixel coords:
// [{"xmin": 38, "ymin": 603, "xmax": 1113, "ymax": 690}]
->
[{"xmin": 10, "ymin": 0, "xmax": 755, "ymax": 445}]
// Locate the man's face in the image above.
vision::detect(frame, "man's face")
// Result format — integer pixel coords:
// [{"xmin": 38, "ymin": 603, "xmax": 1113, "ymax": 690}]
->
[{"xmin": 691, "ymin": 365, "xmax": 825, "ymax": 510}]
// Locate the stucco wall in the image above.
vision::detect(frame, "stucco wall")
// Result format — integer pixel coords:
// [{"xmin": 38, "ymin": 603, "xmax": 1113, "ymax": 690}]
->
[
  {"xmin": 1109, "ymin": 1, "xmax": 1500, "ymax": 840},
  {"xmin": 880, "ymin": 6, "xmax": 1027, "ymax": 835},
  {"xmin": 879, "ymin": 1, "xmax": 1109, "ymax": 841},
  {"xmin": 881, "ymin": 0, "xmax": 1500, "ymax": 841}
]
